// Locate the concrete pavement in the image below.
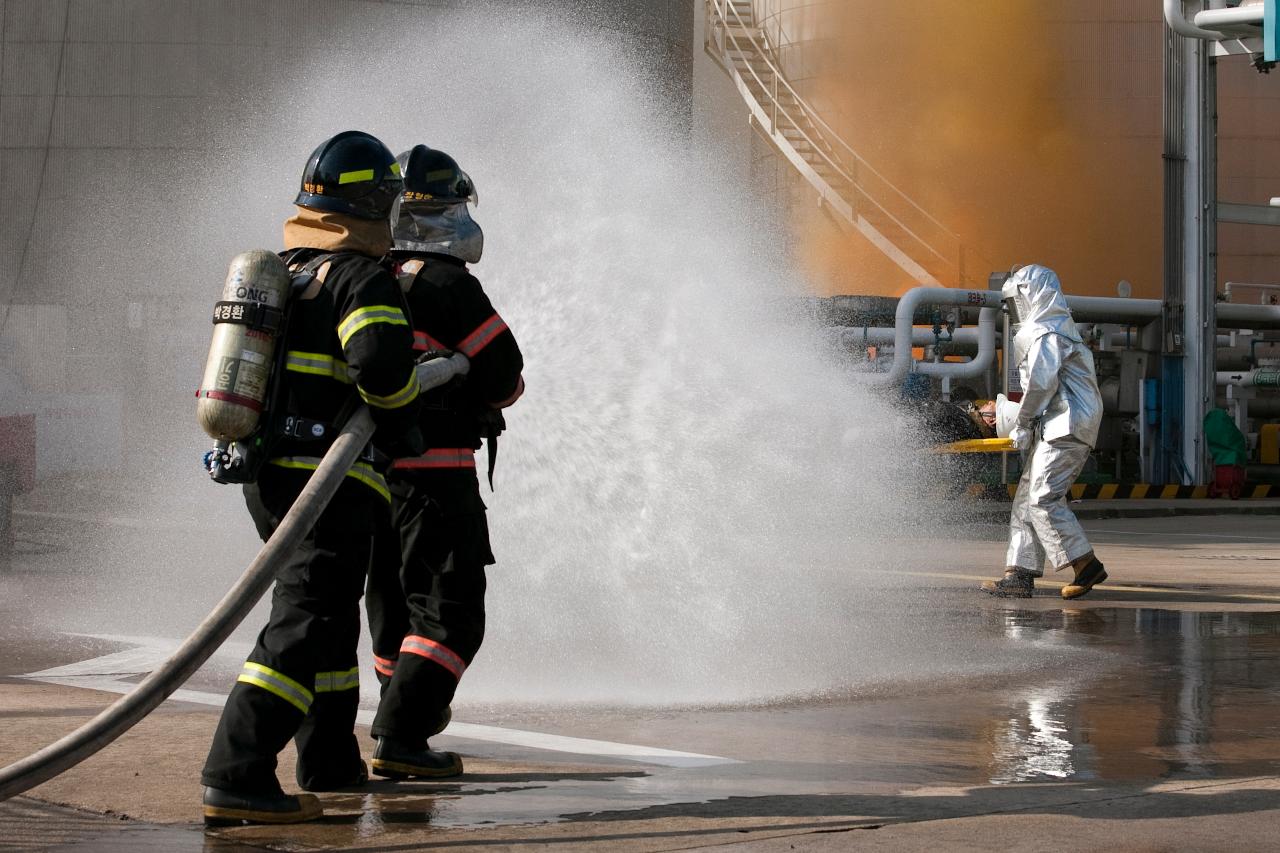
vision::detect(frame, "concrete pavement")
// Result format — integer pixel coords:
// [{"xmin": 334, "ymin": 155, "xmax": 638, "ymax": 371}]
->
[{"xmin": 2, "ymin": 512, "xmax": 1280, "ymax": 850}]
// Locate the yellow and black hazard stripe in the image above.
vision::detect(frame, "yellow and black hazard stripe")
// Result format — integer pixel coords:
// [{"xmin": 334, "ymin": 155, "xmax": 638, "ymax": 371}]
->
[{"xmin": 964, "ymin": 483, "xmax": 1280, "ymax": 500}]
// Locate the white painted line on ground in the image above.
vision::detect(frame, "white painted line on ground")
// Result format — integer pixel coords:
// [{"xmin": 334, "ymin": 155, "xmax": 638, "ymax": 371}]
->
[
  {"xmin": 20, "ymin": 638, "xmax": 736, "ymax": 769},
  {"xmin": 1082, "ymin": 527, "xmax": 1280, "ymax": 542}
]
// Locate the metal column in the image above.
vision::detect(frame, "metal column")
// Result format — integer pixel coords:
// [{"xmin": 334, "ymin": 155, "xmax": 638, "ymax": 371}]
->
[{"xmin": 1161, "ymin": 21, "xmax": 1217, "ymax": 485}]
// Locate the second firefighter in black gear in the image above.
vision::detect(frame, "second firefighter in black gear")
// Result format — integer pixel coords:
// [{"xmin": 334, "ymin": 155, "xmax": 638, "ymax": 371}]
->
[
  {"xmin": 365, "ymin": 145, "xmax": 524, "ymax": 779},
  {"xmin": 201, "ymin": 131, "xmax": 421, "ymax": 826}
]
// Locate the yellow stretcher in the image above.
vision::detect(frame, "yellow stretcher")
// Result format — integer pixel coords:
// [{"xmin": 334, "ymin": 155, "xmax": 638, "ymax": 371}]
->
[{"xmin": 932, "ymin": 437, "xmax": 1016, "ymax": 454}]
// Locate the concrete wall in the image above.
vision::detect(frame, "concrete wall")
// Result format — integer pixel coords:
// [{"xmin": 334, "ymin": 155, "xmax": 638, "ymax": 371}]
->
[{"xmin": 0, "ymin": 0, "xmax": 695, "ymax": 475}]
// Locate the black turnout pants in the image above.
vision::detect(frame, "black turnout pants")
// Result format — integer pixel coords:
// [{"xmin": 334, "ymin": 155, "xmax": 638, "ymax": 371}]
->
[
  {"xmin": 202, "ymin": 466, "xmax": 377, "ymax": 794},
  {"xmin": 365, "ymin": 471, "xmax": 493, "ymax": 748}
]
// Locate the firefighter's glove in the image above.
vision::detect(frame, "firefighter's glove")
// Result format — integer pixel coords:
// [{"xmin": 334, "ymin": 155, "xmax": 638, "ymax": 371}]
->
[
  {"xmin": 1009, "ymin": 425, "xmax": 1032, "ymax": 452},
  {"xmin": 416, "ymin": 348, "xmax": 454, "ymax": 364}
]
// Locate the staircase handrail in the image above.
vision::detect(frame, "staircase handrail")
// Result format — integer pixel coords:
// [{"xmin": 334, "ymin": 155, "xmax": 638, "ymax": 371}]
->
[
  {"xmin": 707, "ymin": 0, "xmax": 995, "ymax": 285},
  {"xmin": 711, "ymin": 1, "xmax": 956, "ymax": 255}
]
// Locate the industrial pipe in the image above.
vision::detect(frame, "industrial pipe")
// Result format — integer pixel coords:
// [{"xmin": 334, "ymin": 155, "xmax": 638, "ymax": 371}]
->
[
  {"xmin": 913, "ymin": 308, "xmax": 997, "ymax": 380},
  {"xmin": 1193, "ymin": 4, "xmax": 1266, "ymax": 33},
  {"xmin": 869, "ymin": 286, "xmax": 1165, "ymax": 385},
  {"xmin": 0, "ymin": 354, "xmax": 470, "ymax": 802},
  {"xmin": 867, "ymin": 285, "xmax": 1280, "ymax": 386},
  {"xmin": 1217, "ymin": 303, "xmax": 1280, "ymax": 330},
  {"xmin": 1164, "ymin": 0, "xmax": 1227, "ymax": 39},
  {"xmin": 1216, "ymin": 368, "xmax": 1280, "ymax": 388},
  {"xmin": 836, "ymin": 325, "xmax": 988, "ymax": 348},
  {"xmin": 869, "ymin": 286, "xmax": 1000, "ymax": 384}
]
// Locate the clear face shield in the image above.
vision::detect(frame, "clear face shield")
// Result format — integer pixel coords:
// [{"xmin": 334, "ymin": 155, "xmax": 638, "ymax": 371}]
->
[{"xmin": 391, "ymin": 197, "xmax": 484, "ymax": 264}]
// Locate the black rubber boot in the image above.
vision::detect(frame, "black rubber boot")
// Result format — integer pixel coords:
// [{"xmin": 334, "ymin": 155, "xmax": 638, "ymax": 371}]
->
[
  {"xmin": 427, "ymin": 705, "xmax": 452, "ymax": 738},
  {"xmin": 202, "ymin": 786, "xmax": 323, "ymax": 827},
  {"xmin": 297, "ymin": 759, "xmax": 368, "ymax": 792},
  {"xmin": 981, "ymin": 568, "xmax": 1036, "ymax": 599},
  {"xmin": 371, "ymin": 737, "xmax": 463, "ymax": 779},
  {"xmin": 1061, "ymin": 557, "xmax": 1107, "ymax": 600}
]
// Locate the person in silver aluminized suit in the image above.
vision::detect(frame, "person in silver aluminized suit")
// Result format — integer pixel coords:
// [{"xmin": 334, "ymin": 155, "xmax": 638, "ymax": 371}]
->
[{"xmin": 982, "ymin": 264, "xmax": 1107, "ymax": 600}]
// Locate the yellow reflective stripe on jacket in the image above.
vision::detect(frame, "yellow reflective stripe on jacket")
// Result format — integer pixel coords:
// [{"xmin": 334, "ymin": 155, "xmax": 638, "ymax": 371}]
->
[
  {"xmin": 284, "ymin": 351, "xmax": 352, "ymax": 384},
  {"xmin": 315, "ymin": 667, "xmax": 360, "ymax": 693},
  {"xmin": 337, "ymin": 305, "xmax": 409, "ymax": 348},
  {"xmin": 358, "ymin": 371, "xmax": 419, "ymax": 410},
  {"xmin": 237, "ymin": 662, "xmax": 313, "ymax": 713},
  {"xmin": 267, "ymin": 456, "xmax": 390, "ymax": 504}
]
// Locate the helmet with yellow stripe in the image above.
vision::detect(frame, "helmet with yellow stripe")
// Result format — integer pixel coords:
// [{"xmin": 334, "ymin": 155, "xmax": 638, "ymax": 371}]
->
[{"xmin": 295, "ymin": 130, "xmax": 403, "ymax": 220}]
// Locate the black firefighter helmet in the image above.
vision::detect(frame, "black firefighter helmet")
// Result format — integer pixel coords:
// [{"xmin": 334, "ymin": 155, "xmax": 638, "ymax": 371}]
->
[
  {"xmin": 295, "ymin": 130, "xmax": 403, "ymax": 220},
  {"xmin": 397, "ymin": 144, "xmax": 476, "ymax": 205}
]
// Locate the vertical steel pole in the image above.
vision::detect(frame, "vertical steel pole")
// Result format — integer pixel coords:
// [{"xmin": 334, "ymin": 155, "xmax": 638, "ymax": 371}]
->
[{"xmin": 1162, "ymin": 13, "xmax": 1215, "ymax": 485}]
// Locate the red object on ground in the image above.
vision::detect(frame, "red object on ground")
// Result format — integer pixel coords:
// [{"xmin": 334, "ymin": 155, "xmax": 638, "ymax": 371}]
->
[
  {"xmin": 0, "ymin": 414, "xmax": 36, "ymax": 494},
  {"xmin": 1209, "ymin": 464, "xmax": 1246, "ymax": 500}
]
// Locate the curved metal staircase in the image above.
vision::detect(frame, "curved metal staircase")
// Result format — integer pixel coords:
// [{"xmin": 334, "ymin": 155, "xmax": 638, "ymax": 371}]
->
[{"xmin": 704, "ymin": 0, "xmax": 993, "ymax": 288}]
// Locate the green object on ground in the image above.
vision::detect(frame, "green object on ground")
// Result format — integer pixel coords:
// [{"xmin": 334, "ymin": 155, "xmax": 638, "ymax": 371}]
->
[{"xmin": 1204, "ymin": 408, "xmax": 1249, "ymax": 466}]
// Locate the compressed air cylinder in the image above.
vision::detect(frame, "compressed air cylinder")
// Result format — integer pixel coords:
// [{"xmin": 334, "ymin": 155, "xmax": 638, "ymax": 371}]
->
[{"xmin": 197, "ymin": 250, "xmax": 291, "ymax": 441}]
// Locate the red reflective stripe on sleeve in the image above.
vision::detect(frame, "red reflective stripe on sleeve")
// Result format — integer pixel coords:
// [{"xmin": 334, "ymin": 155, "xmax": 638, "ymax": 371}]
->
[
  {"xmin": 457, "ymin": 314, "xmax": 508, "ymax": 358},
  {"xmin": 412, "ymin": 330, "xmax": 448, "ymax": 353},
  {"xmin": 391, "ymin": 448, "xmax": 476, "ymax": 470},
  {"xmin": 400, "ymin": 635, "xmax": 467, "ymax": 679}
]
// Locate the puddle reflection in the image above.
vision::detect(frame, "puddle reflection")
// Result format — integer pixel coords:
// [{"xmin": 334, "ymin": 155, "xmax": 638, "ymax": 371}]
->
[{"xmin": 985, "ymin": 609, "xmax": 1280, "ymax": 784}]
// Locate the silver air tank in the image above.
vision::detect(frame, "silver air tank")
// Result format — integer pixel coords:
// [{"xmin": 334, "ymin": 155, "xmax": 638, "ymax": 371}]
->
[{"xmin": 196, "ymin": 250, "xmax": 291, "ymax": 441}]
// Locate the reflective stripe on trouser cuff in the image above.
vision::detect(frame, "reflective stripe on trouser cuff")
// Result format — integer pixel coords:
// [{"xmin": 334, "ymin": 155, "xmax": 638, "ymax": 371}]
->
[
  {"xmin": 285, "ymin": 350, "xmax": 352, "ymax": 384},
  {"xmin": 337, "ymin": 305, "xmax": 409, "ymax": 348},
  {"xmin": 400, "ymin": 635, "xmax": 467, "ymax": 680},
  {"xmin": 314, "ymin": 667, "xmax": 360, "ymax": 693},
  {"xmin": 457, "ymin": 313, "xmax": 508, "ymax": 358},
  {"xmin": 267, "ymin": 456, "xmax": 391, "ymax": 504},
  {"xmin": 390, "ymin": 448, "xmax": 476, "ymax": 470},
  {"xmin": 358, "ymin": 371, "xmax": 419, "ymax": 409},
  {"xmin": 373, "ymin": 655, "xmax": 397, "ymax": 677},
  {"xmin": 237, "ymin": 662, "xmax": 313, "ymax": 713}
]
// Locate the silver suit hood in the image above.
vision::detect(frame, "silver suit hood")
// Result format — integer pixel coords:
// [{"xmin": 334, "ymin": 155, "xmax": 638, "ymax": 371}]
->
[
  {"xmin": 1003, "ymin": 264, "xmax": 1102, "ymax": 447},
  {"xmin": 391, "ymin": 198, "xmax": 484, "ymax": 263},
  {"xmin": 1001, "ymin": 264, "xmax": 1082, "ymax": 366}
]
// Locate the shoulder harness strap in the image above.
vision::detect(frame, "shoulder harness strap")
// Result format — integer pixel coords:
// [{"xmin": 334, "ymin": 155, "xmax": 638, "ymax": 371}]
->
[{"xmin": 287, "ymin": 251, "xmax": 338, "ymax": 301}]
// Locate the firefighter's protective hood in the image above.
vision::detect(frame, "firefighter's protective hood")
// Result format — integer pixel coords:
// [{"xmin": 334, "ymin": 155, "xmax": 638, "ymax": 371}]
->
[{"xmin": 283, "ymin": 205, "xmax": 392, "ymax": 258}]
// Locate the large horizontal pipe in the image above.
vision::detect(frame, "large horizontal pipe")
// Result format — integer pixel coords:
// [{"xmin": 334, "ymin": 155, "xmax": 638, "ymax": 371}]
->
[
  {"xmin": 835, "ymin": 325, "xmax": 989, "ymax": 348},
  {"xmin": 871, "ymin": 287, "xmax": 1161, "ymax": 385},
  {"xmin": 1217, "ymin": 369, "xmax": 1280, "ymax": 388},
  {"xmin": 1193, "ymin": 5, "xmax": 1265, "ymax": 31},
  {"xmin": 1217, "ymin": 304, "xmax": 1280, "ymax": 330},
  {"xmin": 1220, "ymin": 396, "xmax": 1280, "ymax": 416},
  {"xmin": 867, "ymin": 286, "xmax": 1280, "ymax": 386}
]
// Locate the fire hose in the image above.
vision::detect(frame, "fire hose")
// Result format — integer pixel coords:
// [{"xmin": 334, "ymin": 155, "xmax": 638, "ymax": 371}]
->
[{"xmin": 0, "ymin": 353, "xmax": 469, "ymax": 802}]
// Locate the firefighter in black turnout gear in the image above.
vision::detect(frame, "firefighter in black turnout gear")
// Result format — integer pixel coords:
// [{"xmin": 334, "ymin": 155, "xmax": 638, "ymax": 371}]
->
[
  {"xmin": 201, "ymin": 131, "xmax": 421, "ymax": 826},
  {"xmin": 365, "ymin": 145, "xmax": 524, "ymax": 779}
]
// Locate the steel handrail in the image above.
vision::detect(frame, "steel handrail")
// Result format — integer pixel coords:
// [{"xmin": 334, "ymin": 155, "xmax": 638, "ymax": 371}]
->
[
  {"xmin": 707, "ymin": 0, "xmax": 992, "ymax": 283},
  {"xmin": 709, "ymin": 0, "xmax": 959, "ymax": 256}
]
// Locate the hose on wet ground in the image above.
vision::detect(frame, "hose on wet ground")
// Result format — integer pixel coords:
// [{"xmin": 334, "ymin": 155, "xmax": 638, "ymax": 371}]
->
[{"xmin": 0, "ymin": 354, "xmax": 469, "ymax": 802}]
